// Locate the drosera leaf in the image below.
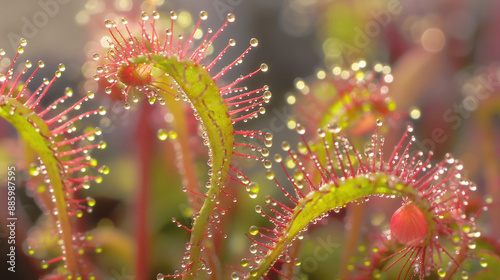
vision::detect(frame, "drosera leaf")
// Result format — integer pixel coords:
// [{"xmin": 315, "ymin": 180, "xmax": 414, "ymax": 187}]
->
[
  {"xmin": 246, "ymin": 174, "xmax": 411, "ymax": 279},
  {"xmin": 0, "ymin": 41, "xmax": 105, "ymax": 278},
  {"xmin": 94, "ymin": 10, "xmax": 270, "ymax": 279},
  {"xmin": 292, "ymin": 61, "xmax": 396, "ymax": 136},
  {"xmin": 240, "ymin": 124, "xmax": 484, "ymax": 280}
]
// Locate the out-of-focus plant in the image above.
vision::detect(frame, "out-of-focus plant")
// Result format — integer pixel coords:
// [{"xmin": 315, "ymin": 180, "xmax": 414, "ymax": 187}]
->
[{"xmin": 1, "ymin": 1, "xmax": 499, "ymax": 280}]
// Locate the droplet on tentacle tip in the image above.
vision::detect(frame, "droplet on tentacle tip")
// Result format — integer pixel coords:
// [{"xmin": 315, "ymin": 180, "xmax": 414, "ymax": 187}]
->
[
  {"xmin": 250, "ymin": 38, "xmax": 258, "ymax": 47},
  {"xmin": 327, "ymin": 122, "xmax": 341, "ymax": 134},
  {"xmin": 170, "ymin": 11, "xmax": 178, "ymax": 20},
  {"xmin": 104, "ymin": 19, "xmax": 113, "ymax": 28},
  {"xmin": 249, "ymin": 225, "xmax": 259, "ymax": 235},
  {"xmin": 200, "ymin": 11, "xmax": 208, "ymax": 20},
  {"xmin": 157, "ymin": 129, "xmax": 168, "ymax": 141}
]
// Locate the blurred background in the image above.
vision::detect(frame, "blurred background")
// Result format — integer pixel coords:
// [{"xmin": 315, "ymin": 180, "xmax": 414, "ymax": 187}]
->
[{"xmin": 1, "ymin": 0, "xmax": 499, "ymax": 279}]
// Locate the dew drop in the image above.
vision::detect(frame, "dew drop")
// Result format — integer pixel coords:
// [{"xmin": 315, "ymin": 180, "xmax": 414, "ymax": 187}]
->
[
  {"xmin": 264, "ymin": 91, "xmax": 272, "ymax": 102},
  {"xmin": 249, "ymin": 225, "xmax": 259, "ymax": 235},
  {"xmin": 281, "ymin": 142, "xmax": 290, "ymax": 151},
  {"xmin": 76, "ymin": 209, "xmax": 84, "ymax": 218},
  {"xmin": 462, "ymin": 224, "xmax": 471, "ymax": 233},
  {"xmin": 467, "ymin": 239, "xmax": 476, "ymax": 249},
  {"xmin": 266, "ymin": 170, "xmax": 275, "ymax": 180},
  {"xmin": 274, "ymin": 154, "xmax": 282, "ymax": 163},
  {"xmin": 250, "ymin": 38, "xmax": 259, "ymax": 47},
  {"xmin": 229, "ymin": 39, "xmax": 236, "ymax": 46},
  {"xmin": 328, "ymin": 122, "xmax": 341, "ymax": 134},
  {"xmin": 479, "ymin": 257, "xmax": 488, "ymax": 267},
  {"xmin": 157, "ymin": 129, "xmax": 168, "ymax": 141},
  {"xmin": 99, "ymin": 106, "xmax": 107, "ymax": 115},
  {"xmin": 20, "ymin": 38, "xmax": 28, "ymax": 46},
  {"xmin": 437, "ymin": 268, "xmax": 446, "ymax": 278},
  {"xmin": 169, "ymin": 131, "xmax": 178, "ymax": 139},
  {"xmin": 156, "ymin": 273, "xmax": 164, "ymax": 280},
  {"xmin": 246, "ymin": 182, "xmax": 260, "ymax": 199},
  {"xmin": 98, "ymin": 141, "xmax": 107, "ymax": 149},
  {"xmin": 41, "ymin": 260, "xmax": 49, "ymax": 269},
  {"xmin": 376, "ymin": 119, "xmax": 383, "ymax": 127},
  {"xmin": 170, "ymin": 11, "xmax": 178, "ymax": 20},
  {"xmin": 87, "ymin": 197, "xmax": 96, "ymax": 207},
  {"xmin": 104, "ymin": 19, "xmax": 113, "ymax": 28},
  {"xmin": 98, "ymin": 165, "xmax": 110, "ymax": 175},
  {"xmin": 200, "ymin": 11, "xmax": 208, "ymax": 20},
  {"xmin": 29, "ymin": 164, "xmax": 39, "ymax": 176},
  {"xmin": 445, "ymin": 153, "xmax": 455, "ymax": 164},
  {"xmin": 149, "ymin": 95, "xmax": 156, "ymax": 105},
  {"xmin": 141, "ymin": 12, "xmax": 149, "ymax": 20},
  {"xmin": 95, "ymin": 176, "xmax": 103, "ymax": 184},
  {"xmin": 240, "ymin": 258, "xmax": 249, "ymax": 267},
  {"xmin": 265, "ymin": 140, "xmax": 272, "ymax": 147},
  {"xmin": 260, "ymin": 63, "xmax": 268, "ymax": 72}
]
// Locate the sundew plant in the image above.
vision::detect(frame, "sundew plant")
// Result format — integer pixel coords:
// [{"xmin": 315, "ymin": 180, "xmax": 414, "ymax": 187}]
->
[{"xmin": 1, "ymin": 1, "xmax": 500, "ymax": 280}]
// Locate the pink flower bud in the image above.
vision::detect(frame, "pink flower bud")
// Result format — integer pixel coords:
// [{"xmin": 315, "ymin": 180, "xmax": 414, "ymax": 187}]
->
[{"xmin": 390, "ymin": 202, "xmax": 428, "ymax": 247}]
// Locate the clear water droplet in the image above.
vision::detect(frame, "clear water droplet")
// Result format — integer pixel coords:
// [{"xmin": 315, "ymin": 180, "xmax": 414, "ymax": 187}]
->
[
  {"xmin": 249, "ymin": 225, "xmax": 259, "ymax": 235},
  {"xmin": 250, "ymin": 38, "xmax": 258, "ymax": 47}
]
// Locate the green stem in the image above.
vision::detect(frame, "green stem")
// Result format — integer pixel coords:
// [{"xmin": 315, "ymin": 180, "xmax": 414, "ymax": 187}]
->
[
  {"xmin": 0, "ymin": 98, "xmax": 78, "ymax": 275},
  {"xmin": 142, "ymin": 55, "xmax": 234, "ymax": 279},
  {"xmin": 245, "ymin": 173, "xmax": 417, "ymax": 280}
]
